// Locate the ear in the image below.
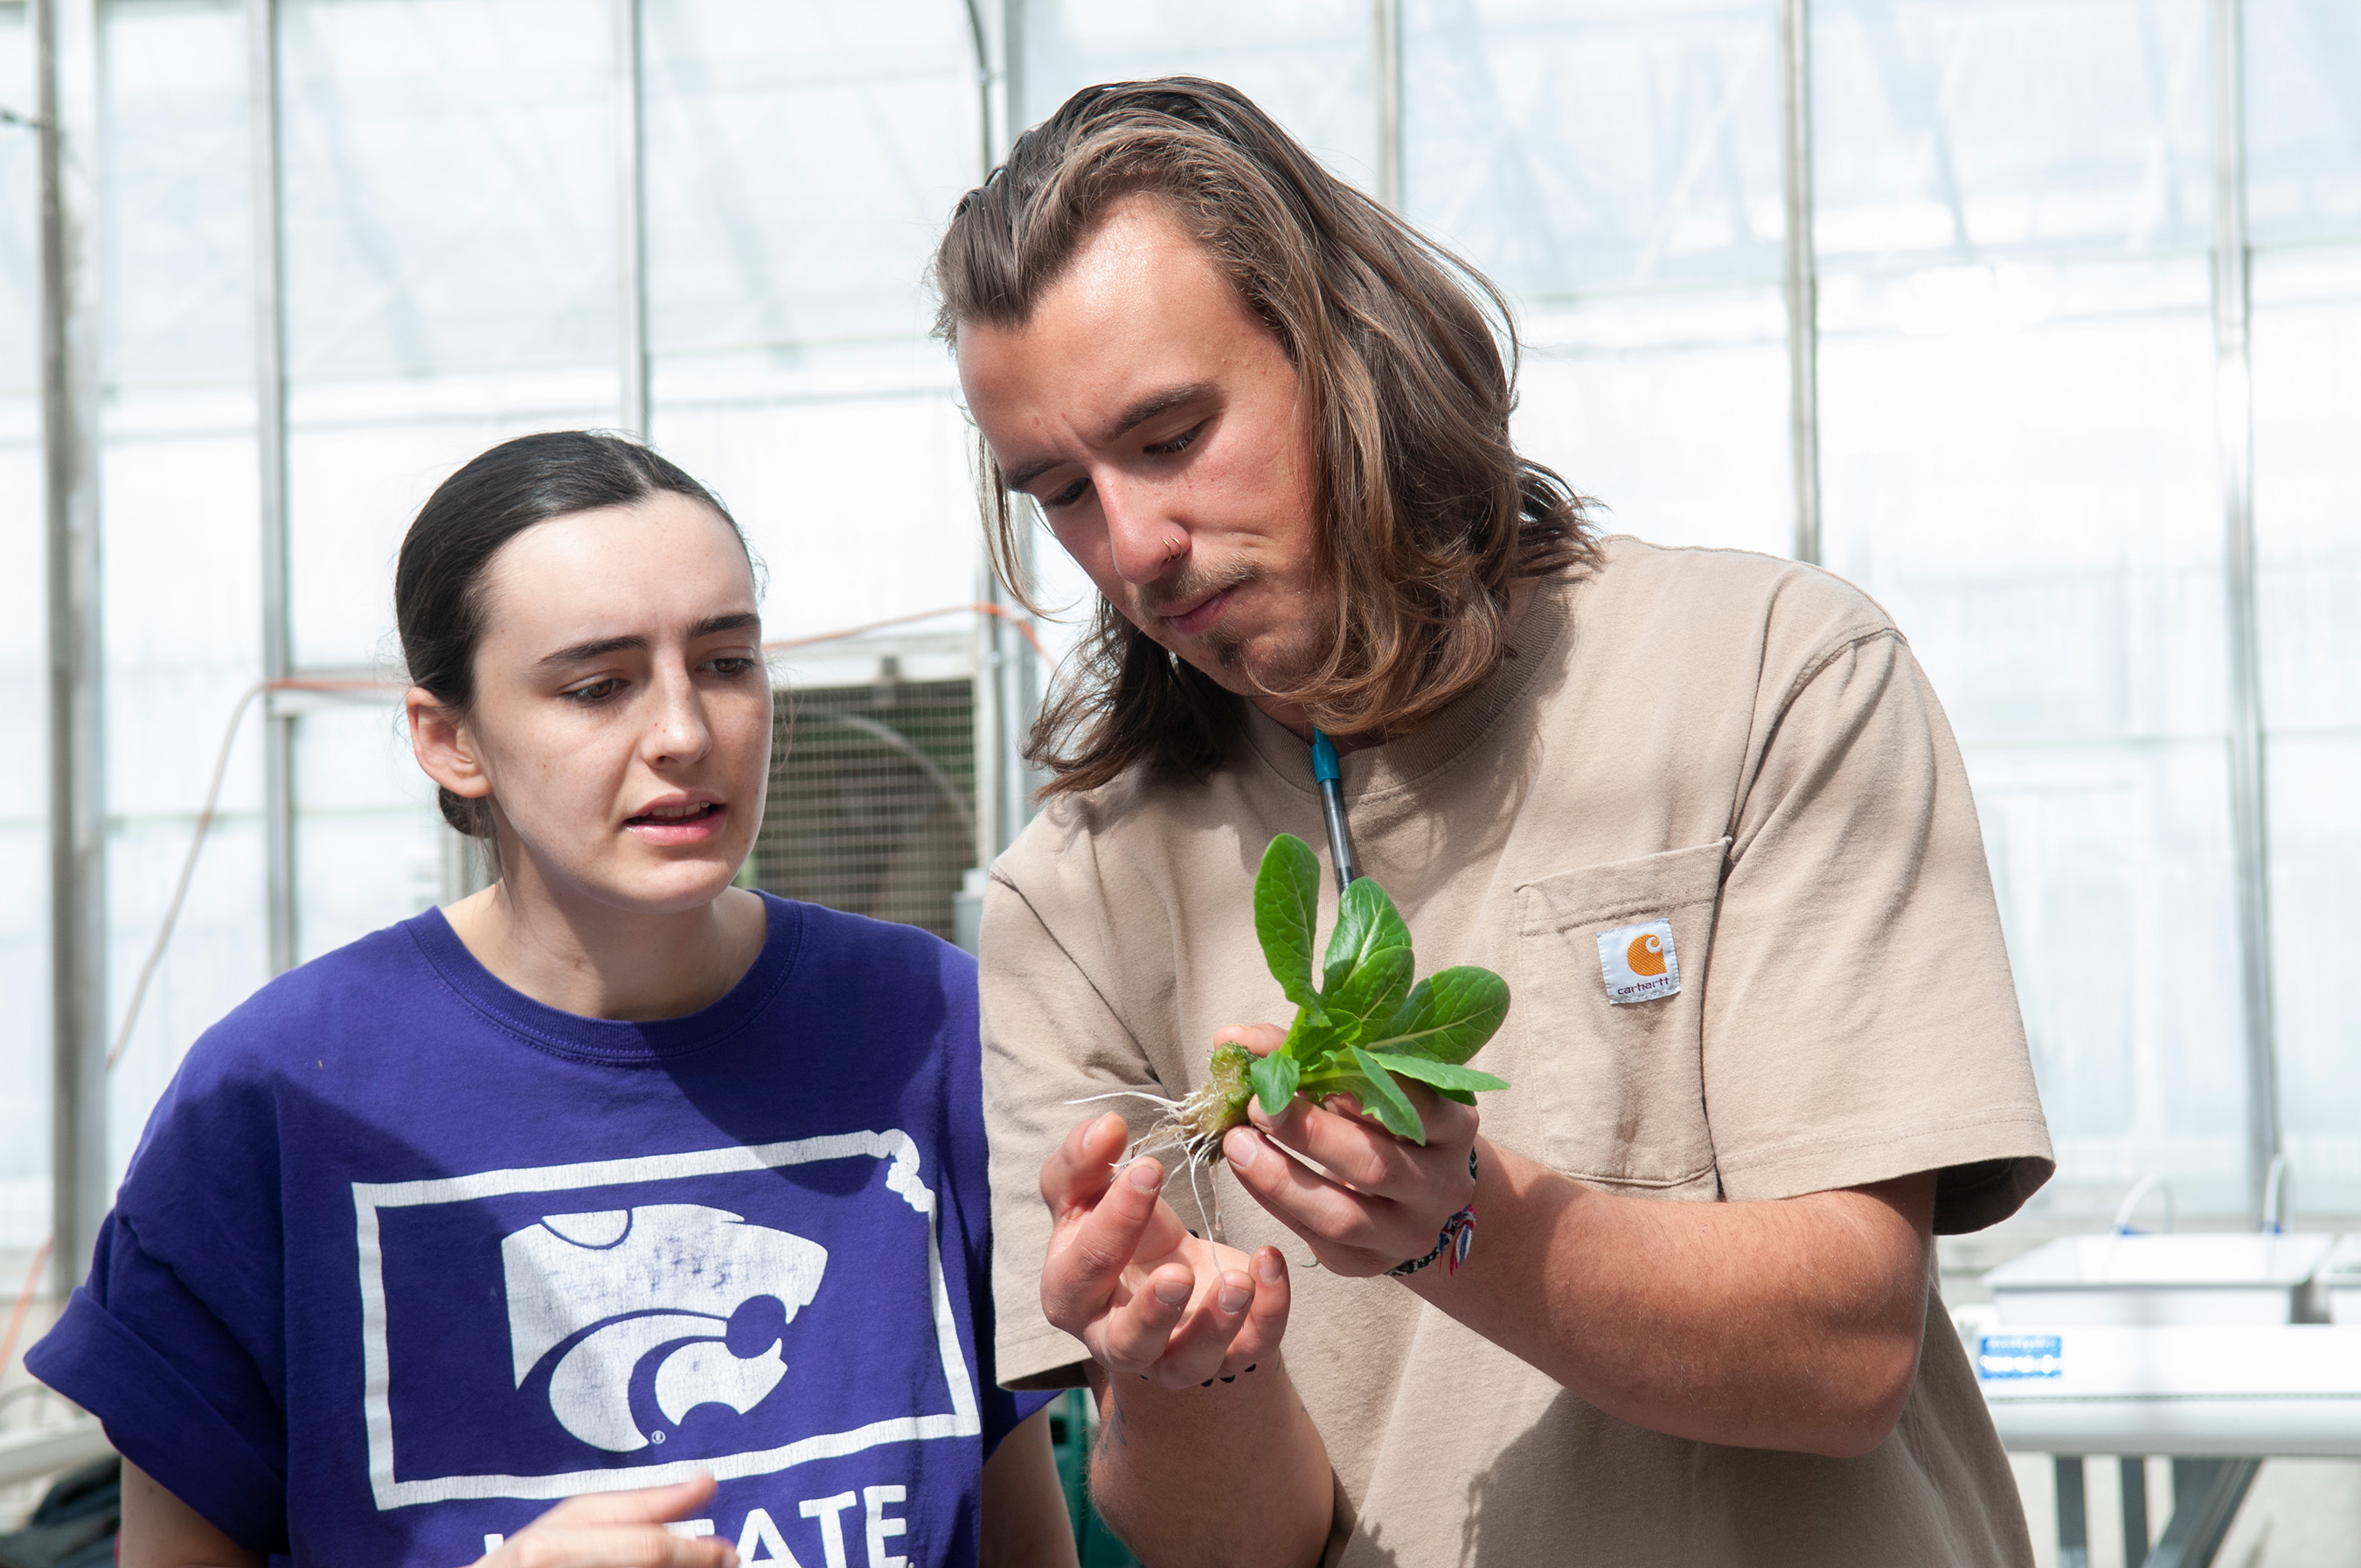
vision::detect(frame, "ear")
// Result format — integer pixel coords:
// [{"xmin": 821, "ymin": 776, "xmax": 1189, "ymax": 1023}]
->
[{"xmin": 406, "ymin": 688, "xmax": 491, "ymax": 802}]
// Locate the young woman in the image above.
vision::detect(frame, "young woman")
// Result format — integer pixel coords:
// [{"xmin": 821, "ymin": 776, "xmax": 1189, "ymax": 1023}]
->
[{"xmin": 30, "ymin": 432, "xmax": 1078, "ymax": 1568}]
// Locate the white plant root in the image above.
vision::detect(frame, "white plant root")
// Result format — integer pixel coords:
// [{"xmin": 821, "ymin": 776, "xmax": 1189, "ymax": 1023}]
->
[{"xmin": 1066, "ymin": 1087, "xmax": 1232, "ymax": 1243}]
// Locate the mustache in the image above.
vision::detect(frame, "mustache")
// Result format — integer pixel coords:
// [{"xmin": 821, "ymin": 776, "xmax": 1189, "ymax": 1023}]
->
[{"xmin": 1139, "ymin": 559, "xmax": 1261, "ymax": 619}]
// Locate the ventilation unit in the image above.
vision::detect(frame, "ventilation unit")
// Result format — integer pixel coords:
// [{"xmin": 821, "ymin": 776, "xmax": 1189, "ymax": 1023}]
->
[{"xmin": 748, "ymin": 670, "xmax": 977, "ymax": 942}]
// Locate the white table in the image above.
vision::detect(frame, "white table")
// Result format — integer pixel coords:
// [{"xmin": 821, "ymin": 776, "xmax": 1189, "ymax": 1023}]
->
[
  {"xmin": 0, "ymin": 1419, "xmax": 111, "ymax": 1489},
  {"xmin": 1955, "ymin": 1311, "xmax": 2361, "ymax": 1567}
]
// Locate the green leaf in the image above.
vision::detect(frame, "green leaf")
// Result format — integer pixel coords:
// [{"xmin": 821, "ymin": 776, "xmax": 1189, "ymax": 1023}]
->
[
  {"xmin": 1247, "ymin": 1051, "xmax": 1301, "ymax": 1117},
  {"xmin": 1322, "ymin": 946, "xmax": 1413, "ymax": 1041},
  {"xmin": 1279, "ymin": 997, "xmax": 1355, "ymax": 1066},
  {"xmin": 1364, "ymin": 968, "xmax": 1510, "ymax": 1065},
  {"xmin": 1365, "ymin": 1052, "xmax": 1510, "ymax": 1095},
  {"xmin": 1254, "ymin": 834, "xmax": 1328, "ymax": 1025},
  {"xmin": 1321, "ymin": 878, "xmax": 1413, "ymax": 998},
  {"xmin": 1344, "ymin": 1045, "xmax": 1427, "ymax": 1144}
]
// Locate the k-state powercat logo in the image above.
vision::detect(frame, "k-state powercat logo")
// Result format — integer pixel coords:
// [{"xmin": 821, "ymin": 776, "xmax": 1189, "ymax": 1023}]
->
[
  {"xmin": 353, "ymin": 1131, "xmax": 981, "ymax": 1510},
  {"xmin": 501, "ymin": 1205, "xmax": 827, "ymax": 1453}
]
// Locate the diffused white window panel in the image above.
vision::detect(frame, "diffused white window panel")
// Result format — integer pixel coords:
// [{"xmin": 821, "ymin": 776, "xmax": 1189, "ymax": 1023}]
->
[
  {"xmin": 656, "ymin": 399, "xmax": 982, "ymax": 644},
  {"xmin": 279, "ymin": 0, "xmax": 618, "ymax": 385},
  {"xmin": 1406, "ymin": 0, "xmax": 1784, "ymax": 294},
  {"xmin": 642, "ymin": 0, "xmax": 984, "ymax": 642},
  {"xmin": 2251, "ymin": 249, "xmax": 2361, "ymax": 1214},
  {"xmin": 2244, "ymin": 0, "xmax": 2361, "ymax": 246},
  {"xmin": 1817, "ymin": 267, "xmax": 2226, "ymax": 735},
  {"xmin": 1404, "ymin": 0, "xmax": 1791, "ymax": 557},
  {"xmin": 1814, "ymin": 0, "xmax": 2243, "ymax": 1216},
  {"xmin": 280, "ymin": 0, "xmax": 621, "ymax": 674},
  {"xmin": 1019, "ymin": 0, "xmax": 1379, "ymax": 187},
  {"xmin": 97, "ymin": 0, "xmax": 275, "ymax": 1170},
  {"xmin": 1510, "ymin": 295, "xmax": 1789, "ymax": 554},
  {"xmin": 1812, "ymin": 0, "xmax": 2210, "ymax": 261},
  {"xmin": 106, "ymin": 3, "xmax": 254, "ymax": 386},
  {"xmin": 0, "ymin": 0, "xmax": 44, "ymax": 1257},
  {"xmin": 644, "ymin": 0, "xmax": 975, "ymax": 359}
]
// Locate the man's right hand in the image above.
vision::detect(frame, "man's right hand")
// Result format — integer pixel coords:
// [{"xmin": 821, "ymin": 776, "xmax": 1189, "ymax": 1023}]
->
[{"xmin": 1039, "ymin": 1111, "xmax": 1291, "ymax": 1387}]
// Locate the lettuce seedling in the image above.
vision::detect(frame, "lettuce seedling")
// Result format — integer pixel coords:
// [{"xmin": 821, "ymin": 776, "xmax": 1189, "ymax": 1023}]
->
[{"xmin": 1172, "ymin": 833, "xmax": 1511, "ymax": 1148}]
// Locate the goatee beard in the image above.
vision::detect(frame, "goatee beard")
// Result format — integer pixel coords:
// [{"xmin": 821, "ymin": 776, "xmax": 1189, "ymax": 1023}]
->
[
  {"xmin": 1210, "ymin": 603, "xmax": 1325, "ymax": 698},
  {"xmin": 1138, "ymin": 565, "xmax": 1326, "ymax": 697}
]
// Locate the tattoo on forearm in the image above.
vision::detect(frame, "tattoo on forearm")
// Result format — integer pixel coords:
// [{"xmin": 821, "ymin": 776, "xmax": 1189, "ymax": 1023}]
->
[{"xmin": 1096, "ymin": 1391, "xmax": 1129, "ymax": 1456}]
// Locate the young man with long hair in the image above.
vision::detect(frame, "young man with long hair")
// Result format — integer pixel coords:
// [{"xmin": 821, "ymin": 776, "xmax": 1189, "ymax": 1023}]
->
[{"xmin": 938, "ymin": 79, "xmax": 2052, "ymax": 1566}]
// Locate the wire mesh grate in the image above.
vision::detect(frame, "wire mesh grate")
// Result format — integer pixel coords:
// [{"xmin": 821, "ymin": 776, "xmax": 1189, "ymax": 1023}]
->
[{"xmin": 749, "ymin": 674, "xmax": 976, "ymax": 941}]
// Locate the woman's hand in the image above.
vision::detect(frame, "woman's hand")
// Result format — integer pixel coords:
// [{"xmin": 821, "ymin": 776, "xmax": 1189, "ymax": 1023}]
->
[
  {"xmin": 476, "ymin": 1476, "xmax": 738, "ymax": 1568},
  {"xmin": 1038, "ymin": 1110, "xmax": 1291, "ymax": 1388},
  {"xmin": 1217, "ymin": 1023, "xmax": 1481, "ymax": 1277}
]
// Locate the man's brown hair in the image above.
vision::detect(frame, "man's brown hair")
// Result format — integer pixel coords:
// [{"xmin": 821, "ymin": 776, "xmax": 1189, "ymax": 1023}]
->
[{"xmin": 934, "ymin": 77, "xmax": 1594, "ymax": 796}]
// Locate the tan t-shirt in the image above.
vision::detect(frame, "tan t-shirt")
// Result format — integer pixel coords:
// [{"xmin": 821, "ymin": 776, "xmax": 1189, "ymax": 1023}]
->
[{"xmin": 980, "ymin": 538, "xmax": 2055, "ymax": 1566}]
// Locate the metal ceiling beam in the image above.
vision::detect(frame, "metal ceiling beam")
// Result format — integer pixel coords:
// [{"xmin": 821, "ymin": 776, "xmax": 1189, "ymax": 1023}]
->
[
  {"xmin": 1001, "ymin": 0, "xmax": 1023, "ymax": 163},
  {"xmin": 1778, "ymin": 0, "xmax": 1823, "ymax": 567},
  {"xmin": 38, "ymin": 0, "xmax": 107, "ymax": 1294},
  {"xmin": 966, "ymin": 0, "xmax": 1036, "ymax": 870},
  {"xmin": 615, "ymin": 0, "xmax": 649, "ymax": 440},
  {"xmin": 2210, "ymin": 0, "xmax": 2279, "ymax": 1223},
  {"xmin": 1374, "ymin": 0, "xmax": 1402, "ymax": 210},
  {"xmin": 252, "ymin": 0, "xmax": 297, "ymax": 977}
]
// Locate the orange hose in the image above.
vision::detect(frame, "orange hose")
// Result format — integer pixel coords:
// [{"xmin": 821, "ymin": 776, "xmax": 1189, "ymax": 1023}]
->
[
  {"xmin": 761, "ymin": 601, "xmax": 1051, "ymax": 663},
  {"xmin": 0, "ymin": 1234, "xmax": 54, "ymax": 1384}
]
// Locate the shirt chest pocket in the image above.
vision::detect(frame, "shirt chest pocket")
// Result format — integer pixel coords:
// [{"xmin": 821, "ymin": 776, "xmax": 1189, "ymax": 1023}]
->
[{"xmin": 1510, "ymin": 838, "xmax": 1730, "ymax": 1194}]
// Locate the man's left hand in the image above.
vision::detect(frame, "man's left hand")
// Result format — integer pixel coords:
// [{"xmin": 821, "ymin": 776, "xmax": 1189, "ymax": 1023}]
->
[{"xmin": 1217, "ymin": 1023, "xmax": 1480, "ymax": 1276}]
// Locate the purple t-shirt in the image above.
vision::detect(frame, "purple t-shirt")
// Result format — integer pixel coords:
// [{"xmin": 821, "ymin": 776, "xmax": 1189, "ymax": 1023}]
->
[{"xmin": 31, "ymin": 894, "xmax": 1048, "ymax": 1566}]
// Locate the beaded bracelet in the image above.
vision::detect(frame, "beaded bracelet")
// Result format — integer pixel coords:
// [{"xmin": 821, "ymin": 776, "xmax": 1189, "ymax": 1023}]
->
[{"xmin": 1385, "ymin": 1148, "xmax": 1479, "ymax": 1278}]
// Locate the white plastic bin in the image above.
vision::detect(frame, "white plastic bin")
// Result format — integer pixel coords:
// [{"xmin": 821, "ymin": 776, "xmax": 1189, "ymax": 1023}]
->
[
  {"xmin": 2323, "ymin": 1235, "xmax": 2361, "ymax": 1326},
  {"xmin": 1985, "ymin": 1232, "xmax": 2336, "ymax": 1326}
]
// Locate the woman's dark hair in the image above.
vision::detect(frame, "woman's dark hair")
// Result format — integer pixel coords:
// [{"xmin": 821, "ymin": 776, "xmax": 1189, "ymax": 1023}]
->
[
  {"xmin": 933, "ymin": 77, "xmax": 1594, "ymax": 795},
  {"xmin": 395, "ymin": 429, "xmax": 750, "ymax": 839}
]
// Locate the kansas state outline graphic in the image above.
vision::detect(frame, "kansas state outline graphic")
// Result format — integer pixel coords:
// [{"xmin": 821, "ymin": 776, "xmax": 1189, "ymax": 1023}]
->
[{"xmin": 353, "ymin": 1131, "xmax": 981, "ymax": 1509}]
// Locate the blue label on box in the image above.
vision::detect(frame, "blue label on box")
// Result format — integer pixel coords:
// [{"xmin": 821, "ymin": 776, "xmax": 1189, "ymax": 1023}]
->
[{"xmin": 1977, "ymin": 1333, "xmax": 2064, "ymax": 1380}]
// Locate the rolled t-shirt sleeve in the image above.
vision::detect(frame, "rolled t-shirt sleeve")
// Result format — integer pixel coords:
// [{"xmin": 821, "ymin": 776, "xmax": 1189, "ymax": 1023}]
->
[
  {"xmin": 29, "ymin": 1023, "xmax": 294, "ymax": 1555},
  {"xmin": 1701, "ymin": 626, "xmax": 2053, "ymax": 1232},
  {"xmin": 28, "ymin": 1211, "xmax": 290, "ymax": 1554}
]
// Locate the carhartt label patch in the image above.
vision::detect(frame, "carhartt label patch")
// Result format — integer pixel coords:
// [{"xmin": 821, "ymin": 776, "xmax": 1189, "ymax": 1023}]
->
[{"xmin": 1597, "ymin": 920, "xmax": 1679, "ymax": 1004}]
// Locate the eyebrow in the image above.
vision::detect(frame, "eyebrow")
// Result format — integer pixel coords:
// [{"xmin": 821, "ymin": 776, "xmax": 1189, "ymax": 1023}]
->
[
  {"xmin": 535, "ymin": 613, "xmax": 761, "ymax": 670},
  {"xmin": 1003, "ymin": 381, "xmax": 1216, "ymax": 494}
]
